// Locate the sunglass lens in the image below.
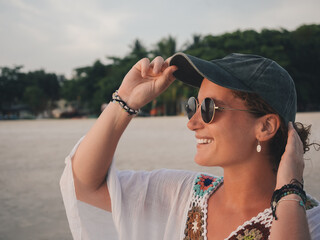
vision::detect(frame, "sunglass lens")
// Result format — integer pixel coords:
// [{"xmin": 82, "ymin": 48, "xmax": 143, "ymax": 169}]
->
[
  {"xmin": 201, "ymin": 98, "xmax": 214, "ymax": 123},
  {"xmin": 186, "ymin": 97, "xmax": 197, "ymax": 120}
]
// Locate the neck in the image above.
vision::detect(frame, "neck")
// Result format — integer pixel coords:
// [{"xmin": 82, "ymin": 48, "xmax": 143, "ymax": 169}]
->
[{"xmin": 219, "ymin": 157, "xmax": 276, "ymax": 212}]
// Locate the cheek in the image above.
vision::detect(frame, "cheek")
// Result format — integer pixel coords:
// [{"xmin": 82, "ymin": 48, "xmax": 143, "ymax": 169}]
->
[
  {"xmin": 222, "ymin": 124, "xmax": 257, "ymax": 157},
  {"xmin": 193, "ymin": 115, "xmax": 257, "ymax": 166},
  {"xmin": 213, "ymin": 119, "xmax": 256, "ymax": 156}
]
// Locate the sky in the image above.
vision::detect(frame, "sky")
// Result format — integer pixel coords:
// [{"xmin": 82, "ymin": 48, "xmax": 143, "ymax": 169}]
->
[{"xmin": 1, "ymin": 0, "xmax": 320, "ymax": 78}]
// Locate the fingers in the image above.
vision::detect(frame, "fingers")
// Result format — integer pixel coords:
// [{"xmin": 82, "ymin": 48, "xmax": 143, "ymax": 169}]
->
[
  {"xmin": 138, "ymin": 58, "xmax": 150, "ymax": 78},
  {"xmin": 285, "ymin": 122, "xmax": 305, "ymax": 172},
  {"xmin": 150, "ymin": 56, "xmax": 164, "ymax": 75},
  {"xmin": 136, "ymin": 56, "xmax": 176, "ymax": 78},
  {"xmin": 139, "ymin": 56, "xmax": 164, "ymax": 78},
  {"xmin": 288, "ymin": 122, "xmax": 304, "ymax": 154},
  {"xmin": 153, "ymin": 66, "xmax": 177, "ymax": 94},
  {"xmin": 161, "ymin": 56, "xmax": 173, "ymax": 72},
  {"xmin": 163, "ymin": 64, "xmax": 178, "ymax": 82}
]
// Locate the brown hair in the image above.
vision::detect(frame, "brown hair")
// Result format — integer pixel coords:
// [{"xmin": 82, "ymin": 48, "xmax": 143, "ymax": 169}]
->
[{"xmin": 232, "ymin": 91, "xmax": 319, "ymax": 172}]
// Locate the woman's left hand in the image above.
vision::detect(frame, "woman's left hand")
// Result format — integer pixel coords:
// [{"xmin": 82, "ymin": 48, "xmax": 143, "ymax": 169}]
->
[{"xmin": 275, "ymin": 122, "xmax": 304, "ymax": 189}]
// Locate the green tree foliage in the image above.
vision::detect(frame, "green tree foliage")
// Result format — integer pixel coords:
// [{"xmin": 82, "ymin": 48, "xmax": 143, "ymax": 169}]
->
[
  {"xmin": 60, "ymin": 24, "xmax": 320, "ymax": 115},
  {"xmin": 0, "ymin": 66, "xmax": 24, "ymax": 107},
  {"xmin": 24, "ymin": 70, "xmax": 61, "ymax": 112},
  {"xmin": 1, "ymin": 24, "xmax": 320, "ymax": 117},
  {"xmin": 71, "ymin": 60, "xmax": 111, "ymax": 113},
  {"xmin": 23, "ymin": 86, "xmax": 47, "ymax": 114},
  {"xmin": 0, "ymin": 67, "xmax": 61, "ymax": 116},
  {"xmin": 286, "ymin": 25, "xmax": 320, "ymax": 110}
]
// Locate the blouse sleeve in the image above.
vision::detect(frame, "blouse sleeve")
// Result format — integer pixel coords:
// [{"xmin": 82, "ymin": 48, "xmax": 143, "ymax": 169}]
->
[
  {"xmin": 60, "ymin": 137, "xmax": 117, "ymax": 240},
  {"xmin": 60, "ymin": 137, "xmax": 84, "ymax": 239},
  {"xmin": 307, "ymin": 198, "xmax": 320, "ymax": 240},
  {"xmin": 60, "ymin": 137, "xmax": 197, "ymax": 240}
]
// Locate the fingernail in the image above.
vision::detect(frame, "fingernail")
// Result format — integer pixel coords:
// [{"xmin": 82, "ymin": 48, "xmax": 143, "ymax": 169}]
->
[{"xmin": 172, "ymin": 66, "xmax": 178, "ymax": 72}]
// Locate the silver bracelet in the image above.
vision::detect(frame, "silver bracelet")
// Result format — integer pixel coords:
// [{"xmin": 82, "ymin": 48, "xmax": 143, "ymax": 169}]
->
[
  {"xmin": 112, "ymin": 90, "xmax": 139, "ymax": 115},
  {"xmin": 276, "ymin": 198, "xmax": 306, "ymax": 209}
]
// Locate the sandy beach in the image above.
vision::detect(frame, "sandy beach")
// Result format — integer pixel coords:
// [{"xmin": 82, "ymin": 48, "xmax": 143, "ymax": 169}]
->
[{"xmin": 0, "ymin": 113, "xmax": 319, "ymax": 240}]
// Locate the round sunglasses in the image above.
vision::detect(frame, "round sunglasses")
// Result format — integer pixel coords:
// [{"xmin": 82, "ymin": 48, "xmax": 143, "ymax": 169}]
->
[{"xmin": 185, "ymin": 97, "xmax": 259, "ymax": 124}]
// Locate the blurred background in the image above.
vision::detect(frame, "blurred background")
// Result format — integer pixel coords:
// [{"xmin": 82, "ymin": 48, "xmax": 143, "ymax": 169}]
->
[
  {"xmin": 1, "ymin": 0, "xmax": 320, "ymax": 118},
  {"xmin": 0, "ymin": 0, "xmax": 320, "ymax": 239}
]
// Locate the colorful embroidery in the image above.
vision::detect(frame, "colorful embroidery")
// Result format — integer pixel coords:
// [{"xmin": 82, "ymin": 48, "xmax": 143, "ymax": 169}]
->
[
  {"xmin": 194, "ymin": 174, "xmax": 222, "ymax": 197},
  {"xmin": 184, "ymin": 173, "xmax": 317, "ymax": 239},
  {"xmin": 228, "ymin": 222, "xmax": 270, "ymax": 240},
  {"xmin": 184, "ymin": 174, "xmax": 223, "ymax": 240},
  {"xmin": 184, "ymin": 206, "xmax": 204, "ymax": 240}
]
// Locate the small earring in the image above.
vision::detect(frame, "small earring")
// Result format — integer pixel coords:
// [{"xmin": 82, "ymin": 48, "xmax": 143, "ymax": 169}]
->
[{"xmin": 256, "ymin": 140, "xmax": 262, "ymax": 153}]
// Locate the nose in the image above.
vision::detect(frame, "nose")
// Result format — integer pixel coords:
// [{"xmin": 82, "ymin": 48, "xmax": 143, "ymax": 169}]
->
[{"xmin": 187, "ymin": 108, "xmax": 203, "ymax": 131}]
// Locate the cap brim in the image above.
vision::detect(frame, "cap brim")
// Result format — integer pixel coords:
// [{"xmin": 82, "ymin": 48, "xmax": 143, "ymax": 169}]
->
[{"xmin": 170, "ymin": 52, "xmax": 252, "ymax": 92}]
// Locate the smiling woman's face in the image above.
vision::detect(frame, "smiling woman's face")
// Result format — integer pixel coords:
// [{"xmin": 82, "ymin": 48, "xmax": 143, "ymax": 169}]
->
[{"xmin": 187, "ymin": 78, "xmax": 259, "ymax": 168}]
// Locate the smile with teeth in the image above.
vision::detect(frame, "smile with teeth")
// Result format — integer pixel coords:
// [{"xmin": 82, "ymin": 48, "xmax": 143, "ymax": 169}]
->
[{"xmin": 196, "ymin": 138, "xmax": 213, "ymax": 144}]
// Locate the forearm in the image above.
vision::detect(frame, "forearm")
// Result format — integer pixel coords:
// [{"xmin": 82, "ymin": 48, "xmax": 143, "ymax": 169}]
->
[
  {"xmin": 270, "ymin": 195, "xmax": 311, "ymax": 239},
  {"xmin": 71, "ymin": 56, "xmax": 176, "ymax": 196},
  {"xmin": 72, "ymin": 101, "xmax": 134, "ymax": 191}
]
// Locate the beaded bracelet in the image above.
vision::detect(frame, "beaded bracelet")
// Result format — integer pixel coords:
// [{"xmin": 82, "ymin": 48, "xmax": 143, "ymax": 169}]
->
[
  {"xmin": 112, "ymin": 90, "xmax": 140, "ymax": 115},
  {"xmin": 271, "ymin": 183, "xmax": 307, "ymax": 220}
]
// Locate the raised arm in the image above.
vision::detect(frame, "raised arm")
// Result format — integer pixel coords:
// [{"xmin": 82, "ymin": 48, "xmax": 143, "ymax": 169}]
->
[
  {"xmin": 71, "ymin": 56, "xmax": 177, "ymax": 211},
  {"xmin": 270, "ymin": 122, "xmax": 311, "ymax": 239}
]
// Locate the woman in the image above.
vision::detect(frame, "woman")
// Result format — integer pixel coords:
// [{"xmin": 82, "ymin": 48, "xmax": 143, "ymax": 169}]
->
[{"xmin": 60, "ymin": 53, "xmax": 320, "ymax": 239}]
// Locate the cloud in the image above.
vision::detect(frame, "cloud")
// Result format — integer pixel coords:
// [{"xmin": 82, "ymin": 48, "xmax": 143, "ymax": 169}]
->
[
  {"xmin": 0, "ymin": 0, "xmax": 136, "ymax": 75},
  {"xmin": 8, "ymin": 0, "xmax": 43, "ymax": 16},
  {"xmin": 259, "ymin": 0, "xmax": 320, "ymax": 29}
]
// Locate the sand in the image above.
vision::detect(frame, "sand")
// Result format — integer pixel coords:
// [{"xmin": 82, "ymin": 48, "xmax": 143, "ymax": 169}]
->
[{"xmin": 0, "ymin": 113, "xmax": 319, "ymax": 239}]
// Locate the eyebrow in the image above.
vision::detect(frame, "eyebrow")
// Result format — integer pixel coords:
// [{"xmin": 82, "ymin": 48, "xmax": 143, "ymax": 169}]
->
[{"xmin": 213, "ymin": 99, "xmax": 227, "ymax": 106}]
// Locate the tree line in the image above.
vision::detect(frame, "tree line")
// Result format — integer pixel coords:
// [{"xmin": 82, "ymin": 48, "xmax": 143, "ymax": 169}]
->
[
  {"xmin": 0, "ymin": 66, "xmax": 62, "ymax": 117},
  {"xmin": 1, "ymin": 24, "xmax": 319, "ymax": 118}
]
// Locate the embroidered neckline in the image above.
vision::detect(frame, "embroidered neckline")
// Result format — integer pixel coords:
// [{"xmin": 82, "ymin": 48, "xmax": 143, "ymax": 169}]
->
[
  {"xmin": 194, "ymin": 174, "xmax": 223, "ymax": 197},
  {"xmin": 226, "ymin": 208, "xmax": 272, "ymax": 239},
  {"xmin": 183, "ymin": 174, "xmax": 223, "ymax": 239},
  {"xmin": 183, "ymin": 173, "xmax": 319, "ymax": 240},
  {"xmin": 184, "ymin": 173, "xmax": 273, "ymax": 240}
]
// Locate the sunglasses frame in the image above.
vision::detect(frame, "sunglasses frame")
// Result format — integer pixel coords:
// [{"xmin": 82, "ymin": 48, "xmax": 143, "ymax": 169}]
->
[{"xmin": 186, "ymin": 96, "xmax": 260, "ymax": 124}]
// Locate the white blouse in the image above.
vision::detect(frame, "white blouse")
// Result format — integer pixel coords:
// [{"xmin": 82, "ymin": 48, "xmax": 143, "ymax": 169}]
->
[{"xmin": 60, "ymin": 138, "xmax": 320, "ymax": 239}]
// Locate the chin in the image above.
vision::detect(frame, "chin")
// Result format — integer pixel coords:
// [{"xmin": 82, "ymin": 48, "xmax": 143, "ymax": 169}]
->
[{"xmin": 194, "ymin": 155, "xmax": 216, "ymax": 167}]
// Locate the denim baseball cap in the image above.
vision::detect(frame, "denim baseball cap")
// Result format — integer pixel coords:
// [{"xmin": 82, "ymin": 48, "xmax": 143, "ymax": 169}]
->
[{"xmin": 170, "ymin": 52, "xmax": 297, "ymax": 123}]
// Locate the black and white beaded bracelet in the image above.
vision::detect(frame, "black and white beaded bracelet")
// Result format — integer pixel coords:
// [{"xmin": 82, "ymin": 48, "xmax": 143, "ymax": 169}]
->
[{"xmin": 112, "ymin": 90, "xmax": 140, "ymax": 115}]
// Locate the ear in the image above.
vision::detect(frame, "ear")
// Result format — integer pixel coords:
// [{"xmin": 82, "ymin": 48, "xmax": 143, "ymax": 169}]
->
[{"xmin": 255, "ymin": 114, "xmax": 281, "ymax": 141}]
